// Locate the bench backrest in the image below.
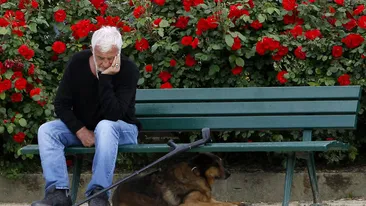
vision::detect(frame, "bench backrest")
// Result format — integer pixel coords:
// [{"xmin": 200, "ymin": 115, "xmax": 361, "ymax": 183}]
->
[{"xmin": 135, "ymin": 86, "xmax": 361, "ymax": 132}]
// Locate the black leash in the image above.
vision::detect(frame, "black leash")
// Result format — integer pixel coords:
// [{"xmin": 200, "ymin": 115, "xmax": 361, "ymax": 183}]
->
[{"xmin": 73, "ymin": 128, "xmax": 212, "ymax": 206}]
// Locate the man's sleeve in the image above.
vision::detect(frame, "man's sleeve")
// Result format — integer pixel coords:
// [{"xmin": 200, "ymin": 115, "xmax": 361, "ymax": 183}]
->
[
  {"xmin": 54, "ymin": 57, "xmax": 85, "ymax": 134},
  {"xmin": 98, "ymin": 60, "xmax": 139, "ymax": 121}
]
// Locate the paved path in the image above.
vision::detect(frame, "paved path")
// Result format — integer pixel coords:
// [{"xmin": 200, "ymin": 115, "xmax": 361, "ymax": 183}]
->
[{"xmin": 1, "ymin": 199, "xmax": 366, "ymax": 206}]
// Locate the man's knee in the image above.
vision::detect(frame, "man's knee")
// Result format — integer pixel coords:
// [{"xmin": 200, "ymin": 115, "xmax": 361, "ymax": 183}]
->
[{"xmin": 37, "ymin": 120, "xmax": 63, "ymax": 144}]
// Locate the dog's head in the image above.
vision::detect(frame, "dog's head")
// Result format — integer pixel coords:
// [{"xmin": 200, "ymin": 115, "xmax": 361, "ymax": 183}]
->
[{"xmin": 189, "ymin": 153, "xmax": 230, "ymax": 186}]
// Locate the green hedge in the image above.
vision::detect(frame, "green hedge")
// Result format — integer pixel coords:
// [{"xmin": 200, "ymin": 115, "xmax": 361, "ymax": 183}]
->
[{"xmin": 0, "ymin": 0, "xmax": 366, "ymax": 175}]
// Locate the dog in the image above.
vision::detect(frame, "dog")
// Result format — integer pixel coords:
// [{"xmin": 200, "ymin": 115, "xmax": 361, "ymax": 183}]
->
[{"xmin": 111, "ymin": 152, "xmax": 246, "ymax": 206}]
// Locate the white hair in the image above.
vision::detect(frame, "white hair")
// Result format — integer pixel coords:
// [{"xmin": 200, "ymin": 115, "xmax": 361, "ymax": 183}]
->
[{"xmin": 91, "ymin": 26, "xmax": 123, "ymax": 53}]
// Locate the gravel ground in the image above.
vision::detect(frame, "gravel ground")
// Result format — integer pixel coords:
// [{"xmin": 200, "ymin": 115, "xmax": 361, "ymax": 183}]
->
[{"xmin": 2, "ymin": 199, "xmax": 366, "ymax": 206}]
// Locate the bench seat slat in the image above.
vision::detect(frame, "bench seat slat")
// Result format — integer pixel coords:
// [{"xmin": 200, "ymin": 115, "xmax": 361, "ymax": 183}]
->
[
  {"xmin": 139, "ymin": 115, "xmax": 357, "ymax": 131},
  {"xmin": 136, "ymin": 86, "xmax": 361, "ymax": 102},
  {"xmin": 19, "ymin": 141, "xmax": 349, "ymax": 154},
  {"xmin": 136, "ymin": 100, "xmax": 359, "ymax": 116}
]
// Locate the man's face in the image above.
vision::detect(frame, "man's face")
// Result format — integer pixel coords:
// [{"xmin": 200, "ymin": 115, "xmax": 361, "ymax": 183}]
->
[{"xmin": 93, "ymin": 46, "xmax": 119, "ymax": 71}]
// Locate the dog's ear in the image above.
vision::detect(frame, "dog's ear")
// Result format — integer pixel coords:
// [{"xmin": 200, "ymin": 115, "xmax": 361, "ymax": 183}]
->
[{"xmin": 189, "ymin": 153, "xmax": 218, "ymax": 173}]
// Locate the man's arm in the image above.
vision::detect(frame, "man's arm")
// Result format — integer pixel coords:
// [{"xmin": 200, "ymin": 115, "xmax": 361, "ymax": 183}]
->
[
  {"xmin": 54, "ymin": 57, "xmax": 85, "ymax": 134},
  {"xmin": 98, "ymin": 59, "xmax": 139, "ymax": 121}
]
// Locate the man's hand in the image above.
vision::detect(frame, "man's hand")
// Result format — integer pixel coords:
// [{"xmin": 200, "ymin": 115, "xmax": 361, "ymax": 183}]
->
[
  {"xmin": 102, "ymin": 54, "xmax": 120, "ymax": 75},
  {"xmin": 76, "ymin": 127, "xmax": 95, "ymax": 147}
]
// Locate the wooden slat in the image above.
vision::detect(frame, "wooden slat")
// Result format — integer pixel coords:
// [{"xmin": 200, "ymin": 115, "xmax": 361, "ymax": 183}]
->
[
  {"xmin": 136, "ymin": 100, "xmax": 359, "ymax": 116},
  {"xmin": 136, "ymin": 86, "xmax": 361, "ymax": 102},
  {"xmin": 19, "ymin": 141, "xmax": 349, "ymax": 155},
  {"xmin": 139, "ymin": 115, "xmax": 357, "ymax": 131}
]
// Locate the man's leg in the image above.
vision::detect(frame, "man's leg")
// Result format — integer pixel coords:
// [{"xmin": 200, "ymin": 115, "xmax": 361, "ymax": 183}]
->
[
  {"xmin": 32, "ymin": 119, "xmax": 83, "ymax": 206},
  {"xmin": 85, "ymin": 120, "xmax": 138, "ymax": 199}
]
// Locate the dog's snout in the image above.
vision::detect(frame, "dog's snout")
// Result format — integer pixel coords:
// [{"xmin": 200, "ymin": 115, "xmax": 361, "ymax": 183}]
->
[{"xmin": 224, "ymin": 169, "xmax": 231, "ymax": 179}]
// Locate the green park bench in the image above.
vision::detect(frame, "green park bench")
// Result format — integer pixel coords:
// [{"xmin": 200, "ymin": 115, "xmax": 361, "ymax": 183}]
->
[{"xmin": 20, "ymin": 86, "xmax": 362, "ymax": 206}]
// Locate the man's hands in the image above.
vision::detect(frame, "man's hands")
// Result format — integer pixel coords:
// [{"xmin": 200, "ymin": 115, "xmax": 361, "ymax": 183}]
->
[
  {"xmin": 102, "ymin": 54, "xmax": 121, "ymax": 75},
  {"xmin": 76, "ymin": 127, "xmax": 95, "ymax": 147}
]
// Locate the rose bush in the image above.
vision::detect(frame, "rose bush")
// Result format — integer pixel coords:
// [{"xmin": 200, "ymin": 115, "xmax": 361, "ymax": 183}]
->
[{"xmin": 0, "ymin": 0, "xmax": 366, "ymax": 174}]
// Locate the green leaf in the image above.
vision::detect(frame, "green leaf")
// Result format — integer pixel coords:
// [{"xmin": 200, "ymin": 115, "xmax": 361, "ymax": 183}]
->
[
  {"xmin": 225, "ymin": 35, "xmax": 234, "ymax": 47},
  {"xmin": 0, "ymin": 93, "xmax": 5, "ymax": 100},
  {"xmin": 19, "ymin": 118, "xmax": 27, "ymax": 127},
  {"xmin": 7, "ymin": 125, "xmax": 13, "ymax": 134},
  {"xmin": 158, "ymin": 28, "xmax": 164, "ymax": 37},
  {"xmin": 235, "ymin": 57, "xmax": 245, "ymax": 67},
  {"xmin": 229, "ymin": 55, "xmax": 236, "ymax": 63},
  {"xmin": 308, "ymin": 82, "xmax": 320, "ymax": 86},
  {"xmin": 45, "ymin": 109, "xmax": 51, "ymax": 116},
  {"xmin": 28, "ymin": 23, "xmax": 37, "ymax": 33},
  {"xmin": 209, "ymin": 65, "xmax": 220, "ymax": 76},
  {"xmin": 137, "ymin": 78, "xmax": 145, "ymax": 85},
  {"xmin": 330, "ymin": 67, "xmax": 338, "ymax": 73},
  {"xmin": 267, "ymin": 7, "xmax": 275, "ymax": 14},
  {"xmin": 151, "ymin": 43, "xmax": 159, "ymax": 53},
  {"xmin": 23, "ymin": 106, "xmax": 31, "ymax": 113},
  {"xmin": 0, "ymin": 27, "xmax": 10, "ymax": 35},
  {"xmin": 45, "ymin": 46, "xmax": 52, "ymax": 51},
  {"xmin": 0, "ymin": 126, "xmax": 4, "ymax": 134},
  {"xmin": 258, "ymin": 14, "xmax": 266, "ymax": 23},
  {"xmin": 335, "ymin": 20, "xmax": 342, "ymax": 27},
  {"xmin": 212, "ymin": 44, "xmax": 221, "ymax": 50},
  {"xmin": 159, "ymin": 20, "xmax": 170, "ymax": 28}
]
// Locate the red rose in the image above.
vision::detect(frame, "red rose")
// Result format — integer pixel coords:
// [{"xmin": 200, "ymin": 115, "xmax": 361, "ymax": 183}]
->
[
  {"xmin": 0, "ymin": 61, "xmax": 6, "ymax": 74},
  {"xmin": 338, "ymin": 74, "xmax": 350, "ymax": 85},
  {"xmin": 54, "ymin": 9, "xmax": 66, "ymax": 22},
  {"xmin": 170, "ymin": 59, "xmax": 177, "ymax": 67},
  {"xmin": 250, "ymin": 20, "xmax": 263, "ymax": 30},
  {"xmin": 341, "ymin": 33, "xmax": 364, "ymax": 48},
  {"xmin": 12, "ymin": 71, "xmax": 23, "ymax": 80},
  {"xmin": 0, "ymin": 79, "xmax": 12, "ymax": 93},
  {"xmin": 174, "ymin": 16, "xmax": 189, "ymax": 29},
  {"xmin": 326, "ymin": 137, "xmax": 335, "ymax": 141},
  {"xmin": 191, "ymin": 37, "xmax": 199, "ymax": 49},
  {"xmin": 231, "ymin": 37, "xmax": 241, "ymax": 51},
  {"xmin": 353, "ymin": 5, "xmax": 365, "ymax": 16},
  {"xmin": 31, "ymin": 0, "xmax": 38, "ymax": 8},
  {"xmin": 343, "ymin": 19, "xmax": 358, "ymax": 31},
  {"xmin": 11, "ymin": 93, "xmax": 22, "ymax": 102},
  {"xmin": 153, "ymin": 18, "xmax": 162, "ymax": 27},
  {"xmin": 277, "ymin": 71, "xmax": 288, "ymax": 84},
  {"xmin": 70, "ymin": 19, "xmax": 94, "ymax": 40},
  {"xmin": 334, "ymin": 0, "xmax": 344, "ymax": 6},
  {"xmin": 154, "ymin": 0, "xmax": 165, "ymax": 6},
  {"xmin": 0, "ymin": 17, "xmax": 9, "ymax": 27},
  {"xmin": 294, "ymin": 46, "xmax": 306, "ymax": 60},
  {"xmin": 30, "ymin": 87, "xmax": 41, "ymax": 97},
  {"xmin": 15, "ymin": 77, "xmax": 27, "ymax": 90},
  {"xmin": 181, "ymin": 36, "xmax": 193, "ymax": 46},
  {"xmin": 13, "ymin": 132, "xmax": 26, "ymax": 143},
  {"xmin": 133, "ymin": 6, "xmax": 145, "ymax": 18},
  {"xmin": 145, "ymin": 64, "xmax": 152, "ymax": 72},
  {"xmin": 231, "ymin": 66, "xmax": 243, "ymax": 75},
  {"xmin": 305, "ymin": 29, "xmax": 321, "ymax": 40},
  {"xmin": 18, "ymin": 44, "xmax": 35, "ymax": 60},
  {"xmin": 52, "ymin": 41, "xmax": 66, "ymax": 54},
  {"xmin": 358, "ymin": 16, "xmax": 366, "ymax": 29},
  {"xmin": 332, "ymin": 46, "xmax": 343, "ymax": 58},
  {"xmin": 160, "ymin": 82, "xmax": 173, "ymax": 89},
  {"xmin": 158, "ymin": 71, "xmax": 172, "ymax": 82},
  {"xmin": 28, "ymin": 63, "xmax": 35, "ymax": 75},
  {"xmin": 282, "ymin": 0, "xmax": 296, "ymax": 11},
  {"xmin": 185, "ymin": 54, "xmax": 196, "ymax": 67},
  {"xmin": 135, "ymin": 38, "xmax": 149, "ymax": 52}
]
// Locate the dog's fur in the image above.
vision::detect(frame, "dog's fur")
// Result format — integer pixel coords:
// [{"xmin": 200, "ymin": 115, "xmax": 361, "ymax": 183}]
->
[{"xmin": 112, "ymin": 152, "xmax": 245, "ymax": 206}]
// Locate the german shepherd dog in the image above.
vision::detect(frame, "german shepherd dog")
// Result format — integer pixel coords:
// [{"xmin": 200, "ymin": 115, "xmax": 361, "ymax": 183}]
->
[{"xmin": 112, "ymin": 152, "xmax": 246, "ymax": 206}]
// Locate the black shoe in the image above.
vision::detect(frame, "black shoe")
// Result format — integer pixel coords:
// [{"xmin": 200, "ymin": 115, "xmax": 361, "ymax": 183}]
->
[
  {"xmin": 31, "ymin": 186, "xmax": 72, "ymax": 206},
  {"xmin": 88, "ymin": 187, "xmax": 110, "ymax": 206}
]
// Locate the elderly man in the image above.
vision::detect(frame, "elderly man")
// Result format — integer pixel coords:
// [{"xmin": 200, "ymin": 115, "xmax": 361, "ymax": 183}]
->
[{"xmin": 31, "ymin": 26, "xmax": 141, "ymax": 206}]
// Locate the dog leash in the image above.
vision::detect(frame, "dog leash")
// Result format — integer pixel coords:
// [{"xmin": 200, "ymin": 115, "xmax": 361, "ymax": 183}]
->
[{"xmin": 73, "ymin": 128, "xmax": 212, "ymax": 206}]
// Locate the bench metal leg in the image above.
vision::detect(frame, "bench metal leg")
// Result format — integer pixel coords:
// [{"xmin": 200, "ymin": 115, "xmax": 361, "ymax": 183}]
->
[
  {"xmin": 71, "ymin": 155, "xmax": 83, "ymax": 204},
  {"xmin": 307, "ymin": 152, "xmax": 320, "ymax": 204},
  {"xmin": 283, "ymin": 152, "xmax": 296, "ymax": 206}
]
